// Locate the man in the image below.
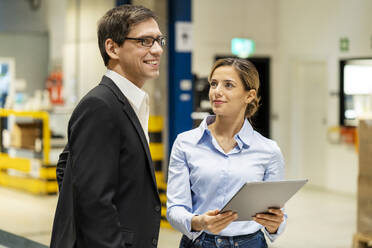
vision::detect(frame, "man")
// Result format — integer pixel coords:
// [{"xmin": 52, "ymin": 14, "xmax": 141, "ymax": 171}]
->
[{"xmin": 50, "ymin": 5, "xmax": 164, "ymax": 248}]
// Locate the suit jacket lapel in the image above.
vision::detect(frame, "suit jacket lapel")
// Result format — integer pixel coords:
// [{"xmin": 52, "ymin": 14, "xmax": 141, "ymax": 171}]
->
[{"xmin": 100, "ymin": 76, "xmax": 158, "ymax": 191}]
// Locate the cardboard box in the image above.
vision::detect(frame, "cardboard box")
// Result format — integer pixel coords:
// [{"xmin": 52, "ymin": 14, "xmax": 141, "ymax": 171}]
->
[
  {"xmin": 357, "ymin": 198, "xmax": 372, "ymax": 235},
  {"xmin": 359, "ymin": 119, "xmax": 372, "ymax": 177},
  {"xmin": 358, "ymin": 175, "xmax": 372, "ymax": 197},
  {"xmin": 357, "ymin": 119, "xmax": 372, "ymax": 235},
  {"xmin": 357, "ymin": 176, "xmax": 372, "ymax": 235},
  {"xmin": 11, "ymin": 122, "xmax": 41, "ymax": 150}
]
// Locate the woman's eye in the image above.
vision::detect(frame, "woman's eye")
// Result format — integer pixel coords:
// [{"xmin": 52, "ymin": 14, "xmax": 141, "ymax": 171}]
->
[
  {"xmin": 210, "ymin": 82, "xmax": 217, "ymax": 87},
  {"xmin": 225, "ymin": 82, "xmax": 233, "ymax": 88}
]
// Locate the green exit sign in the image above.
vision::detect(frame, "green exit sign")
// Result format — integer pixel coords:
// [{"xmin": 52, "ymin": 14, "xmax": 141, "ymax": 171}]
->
[
  {"xmin": 231, "ymin": 38, "xmax": 255, "ymax": 58},
  {"xmin": 340, "ymin": 37, "xmax": 349, "ymax": 52}
]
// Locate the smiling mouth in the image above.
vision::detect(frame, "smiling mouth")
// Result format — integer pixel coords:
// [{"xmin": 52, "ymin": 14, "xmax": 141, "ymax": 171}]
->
[{"xmin": 144, "ymin": 60, "xmax": 159, "ymax": 65}]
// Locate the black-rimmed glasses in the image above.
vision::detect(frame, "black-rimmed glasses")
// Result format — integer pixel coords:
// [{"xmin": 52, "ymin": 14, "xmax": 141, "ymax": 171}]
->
[{"xmin": 124, "ymin": 36, "xmax": 166, "ymax": 48}]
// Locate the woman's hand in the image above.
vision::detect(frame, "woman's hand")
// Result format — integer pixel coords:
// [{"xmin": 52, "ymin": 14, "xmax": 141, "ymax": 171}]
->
[
  {"xmin": 191, "ymin": 209, "xmax": 238, "ymax": 234},
  {"xmin": 252, "ymin": 208, "xmax": 284, "ymax": 234}
]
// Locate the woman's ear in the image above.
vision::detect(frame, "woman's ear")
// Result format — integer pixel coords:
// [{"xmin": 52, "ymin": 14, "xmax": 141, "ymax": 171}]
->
[
  {"xmin": 245, "ymin": 89, "xmax": 256, "ymax": 104},
  {"xmin": 105, "ymin": 38, "xmax": 119, "ymax": 60}
]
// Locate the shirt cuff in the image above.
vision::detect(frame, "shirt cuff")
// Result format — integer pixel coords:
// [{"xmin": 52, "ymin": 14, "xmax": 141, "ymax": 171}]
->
[
  {"xmin": 185, "ymin": 213, "xmax": 204, "ymax": 241},
  {"xmin": 167, "ymin": 206, "xmax": 203, "ymax": 241}
]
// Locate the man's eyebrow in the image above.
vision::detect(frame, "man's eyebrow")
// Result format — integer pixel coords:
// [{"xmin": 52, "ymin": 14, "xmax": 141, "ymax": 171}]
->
[{"xmin": 136, "ymin": 34, "xmax": 164, "ymax": 38}]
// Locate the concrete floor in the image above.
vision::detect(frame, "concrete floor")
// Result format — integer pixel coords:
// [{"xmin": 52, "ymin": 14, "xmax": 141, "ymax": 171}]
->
[{"xmin": 0, "ymin": 185, "xmax": 356, "ymax": 247}]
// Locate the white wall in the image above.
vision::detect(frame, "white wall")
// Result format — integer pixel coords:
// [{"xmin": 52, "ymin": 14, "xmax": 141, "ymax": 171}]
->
[
  {"xmin": 46, "ymin": 0, "xmax": 66, "ymax": 67},
  {"xmin": 193, "ymin": 0, "xmax": 372, "ymax": 194},
  {"xmin": 63, "ymin": 0, "xmax": 114, "ymax": 103},
  {"xmin": 193, "ymin": 0, "xmax": 278, "ymax": 77}
]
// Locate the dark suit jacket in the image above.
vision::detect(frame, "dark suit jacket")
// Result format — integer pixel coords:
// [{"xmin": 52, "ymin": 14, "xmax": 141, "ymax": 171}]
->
[{"xmin": 50, "ymin": 76, "xmax": 161, "ymax": 248}]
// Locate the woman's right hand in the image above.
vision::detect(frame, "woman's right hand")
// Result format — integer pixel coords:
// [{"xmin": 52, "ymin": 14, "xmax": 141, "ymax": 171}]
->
[{"xmin": 191, "ymin": 210, "xmax": 238, "ymax": 234}]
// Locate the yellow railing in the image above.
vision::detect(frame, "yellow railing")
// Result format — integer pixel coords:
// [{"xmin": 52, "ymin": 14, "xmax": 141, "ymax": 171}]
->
[
  {"xmin": 0, "ymin": 109, "xmax": 50, "ymax": 164},
  {"xmin": 0, "ymin": 109, "xmax": 57, "ymax": 194}
]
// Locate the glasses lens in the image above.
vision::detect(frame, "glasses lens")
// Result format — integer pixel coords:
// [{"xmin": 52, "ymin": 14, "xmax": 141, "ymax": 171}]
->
[
  {"xmin": 142, "ymin": 38, "xmax": 154, "ymax": 47},
  {"xmin": 159, "ymin": 37, "xmax": 166, "ymax": 47}
]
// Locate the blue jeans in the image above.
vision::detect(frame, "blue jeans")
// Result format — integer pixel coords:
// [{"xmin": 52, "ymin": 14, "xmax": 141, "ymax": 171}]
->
[{"xmin": 179, "ymin": 230, "xmax": 268, "ymax": 248}]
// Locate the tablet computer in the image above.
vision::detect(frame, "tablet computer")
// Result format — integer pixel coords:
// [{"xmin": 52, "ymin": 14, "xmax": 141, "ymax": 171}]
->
[{"xmin": 220, "ymin": 179, "xmax": 308, "ymax": 221}]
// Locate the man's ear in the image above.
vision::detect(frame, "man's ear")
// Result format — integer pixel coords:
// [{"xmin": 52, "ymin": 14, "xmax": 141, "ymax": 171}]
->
[{"xmin": 105, "ymin": 38, "xmax": 119, "ymax": 60}]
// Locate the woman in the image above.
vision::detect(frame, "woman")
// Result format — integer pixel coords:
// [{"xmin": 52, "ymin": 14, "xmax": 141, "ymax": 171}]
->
[{"xmin": 166, "ymin": 58, "xmax": 286, "ymax": 248}]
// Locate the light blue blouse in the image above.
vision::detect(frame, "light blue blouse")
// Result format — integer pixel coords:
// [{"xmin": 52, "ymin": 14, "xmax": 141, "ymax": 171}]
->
[{"xmin": 166, "ymin": 116, "xmax": 287, "ymax": 241}]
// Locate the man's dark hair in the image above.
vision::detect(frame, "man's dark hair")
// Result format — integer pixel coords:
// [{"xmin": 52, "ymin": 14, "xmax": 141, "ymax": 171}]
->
[{"xmin": 97, "ymin": 4, "xmax": 158, "ymax": 66}]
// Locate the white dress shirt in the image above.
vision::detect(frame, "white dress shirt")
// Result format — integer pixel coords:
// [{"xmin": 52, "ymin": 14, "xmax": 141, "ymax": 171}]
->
[{"xmin": 105, "ymin": 70, "xmax": 150, "ymax": 143}]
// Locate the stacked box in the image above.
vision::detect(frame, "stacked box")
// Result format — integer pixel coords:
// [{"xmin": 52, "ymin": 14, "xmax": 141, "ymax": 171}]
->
[
  {"xmin": 357, "ymin": 119, "xmax": 372, "ymax": 235},
  {"xmin": 11, "ymin": 122, "xmax": 41, "ymax": 150}
]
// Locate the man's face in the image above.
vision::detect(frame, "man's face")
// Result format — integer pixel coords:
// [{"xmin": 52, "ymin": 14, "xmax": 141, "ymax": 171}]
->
[{"xmin": 117, "ymin": 18, "xmax": 163, "ymax": 88}]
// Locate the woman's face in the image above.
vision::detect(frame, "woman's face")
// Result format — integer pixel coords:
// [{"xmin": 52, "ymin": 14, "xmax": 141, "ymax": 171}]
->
[{"xmin": 209, "ymin": 66, "xmax": 254, "ymax": 119}]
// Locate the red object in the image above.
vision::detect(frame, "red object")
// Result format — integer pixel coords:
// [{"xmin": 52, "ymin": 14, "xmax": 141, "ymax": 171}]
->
[
  {"xmin": 46, "ymin": 71, "xmax": 64, "ymax": 104},
  {"xmin": 340, "ymin": 126, "xmax": 356, "ymax": 144}
]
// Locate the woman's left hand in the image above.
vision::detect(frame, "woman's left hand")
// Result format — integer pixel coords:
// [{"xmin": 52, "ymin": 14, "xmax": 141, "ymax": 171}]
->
[{"xmin": 252, "ymin": 208, "xmax": 284, "ymax": 234}]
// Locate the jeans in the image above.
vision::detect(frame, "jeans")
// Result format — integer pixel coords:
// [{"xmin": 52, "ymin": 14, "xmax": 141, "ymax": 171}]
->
[{"xmin": 179, "ymin": 230, "xmax": 268, "ymax": 248}]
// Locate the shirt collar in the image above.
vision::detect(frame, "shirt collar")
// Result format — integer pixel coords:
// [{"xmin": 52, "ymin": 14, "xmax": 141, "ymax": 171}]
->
[
  {"xmin": 195, "ymin": 115, "xmax": 215, "ymax": 144},
  {"xmin": 195, "ymin": 115, "xmax": 253, "ymax": 148},
  {"xmin": 105, "ymin": 69, "xmax": 146, "ymax": 111},
  {"xmin": 235, "ymin": 118, "xmax": 253, "ymax": 148}
]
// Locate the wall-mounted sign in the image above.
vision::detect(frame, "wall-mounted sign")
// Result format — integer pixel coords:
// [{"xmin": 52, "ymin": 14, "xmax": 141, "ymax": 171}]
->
[
  {"xmin": 231, "ymin": 38, "xmax": 255, "ymax": 58},
  {"xmin": 180, "ymin": 79, "xmax": 192, "ymax": 91},
  {"xmin": 176, "ymin": 22, "xmax": 193, "ymax": 52}
]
